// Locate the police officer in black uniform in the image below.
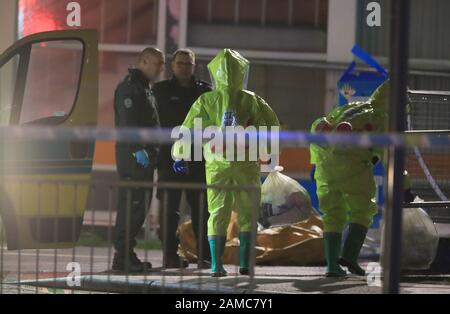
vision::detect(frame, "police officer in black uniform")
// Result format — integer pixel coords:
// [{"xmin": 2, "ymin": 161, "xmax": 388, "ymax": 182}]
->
[
  {"xmin": 112, "ymin": 48, "xmax": 165, "ymax": 272},
  {"xmin": 152, "ymin": 49, "xmax": 212, "ymax": 269}
]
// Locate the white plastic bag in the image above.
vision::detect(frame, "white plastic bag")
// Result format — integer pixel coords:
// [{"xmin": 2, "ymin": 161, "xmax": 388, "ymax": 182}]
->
[
  {"xmin": 381, "ymin": 197, "xmax": 439, "ymax": 269},
  {"xmin": 260, "ymin": 166, "xmax": 316, "ymax": 228}
]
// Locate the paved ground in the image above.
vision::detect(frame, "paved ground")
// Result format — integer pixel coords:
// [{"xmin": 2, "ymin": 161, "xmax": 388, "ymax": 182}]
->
[{"xmin": 1, "ymin": 246, "xmax": 449, "ymax": 294}]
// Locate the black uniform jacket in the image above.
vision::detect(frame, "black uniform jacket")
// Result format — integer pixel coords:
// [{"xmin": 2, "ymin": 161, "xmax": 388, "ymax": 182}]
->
[
  {"xmin": 114, "ymin": 68, "xmax": 160, "ymax": 179},
  {"xmin": 152, "ymin": 77, "xmax": 211, "ymax": 181}
]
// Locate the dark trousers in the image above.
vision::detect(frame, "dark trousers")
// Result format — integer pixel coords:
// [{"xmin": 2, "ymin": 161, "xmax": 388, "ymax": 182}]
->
[
  {"xmin": 157, "ymin": 171, "xmax": 210, "ymax": 262},
  {"xmin": 113, "ymin": 177, "xmax": 153, "ymax": 255}
]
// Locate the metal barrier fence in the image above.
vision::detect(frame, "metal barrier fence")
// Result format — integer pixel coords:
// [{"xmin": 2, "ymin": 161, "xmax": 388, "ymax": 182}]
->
[
  {"xmin": 406, "ymin": 91, "xmax": 450, "ymax": 222},
  {"xmin": 0, "ymin": 177, "xmax": 259, "ymax": 294},
  {"xmin": 1, "ymin": 126, "xmax": 450, "ymax": 294}
]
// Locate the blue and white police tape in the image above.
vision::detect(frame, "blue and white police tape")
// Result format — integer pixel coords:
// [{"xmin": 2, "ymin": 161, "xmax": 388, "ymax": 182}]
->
[{"xmin": 0, "ymin": 126, "xmax": 449, "ymax": 148}]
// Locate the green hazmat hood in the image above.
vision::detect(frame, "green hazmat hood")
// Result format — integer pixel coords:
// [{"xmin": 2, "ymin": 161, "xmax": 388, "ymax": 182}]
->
[
  {"xmin": 207, "ymin": 49, "xmax": 250, "ymax": 90},
  {"xmin": 370, "ymin": 79, "xmax": 390, "ymax": 113}
]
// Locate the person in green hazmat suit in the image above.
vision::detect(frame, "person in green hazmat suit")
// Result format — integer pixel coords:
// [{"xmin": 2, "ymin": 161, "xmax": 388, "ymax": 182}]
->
[
  {"xmin": 310, "ymin": 80, "xmax": 391, "ymax": 277},
  {"xmin": 172, "ymin": 49, "xmax": 280, "ymax": 277}
]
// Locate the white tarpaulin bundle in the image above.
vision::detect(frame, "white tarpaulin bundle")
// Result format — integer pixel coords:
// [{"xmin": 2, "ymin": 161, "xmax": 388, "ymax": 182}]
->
[
  {"xmin": 178, "ymin": 213, "xmax": 325, "ymax": 266},
  {"xmin": 178, "ymin": 166, "xmax": 325, "ymax": 266}
]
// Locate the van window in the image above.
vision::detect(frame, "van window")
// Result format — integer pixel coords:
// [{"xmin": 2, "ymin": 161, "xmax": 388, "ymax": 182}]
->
[
  {"xmin": 20, "ymin": 40, "xmax": 83, "ymax": 125},
  {"xmin": 0, "ymin": 55, "xmax": 19, "ymax": 126}
]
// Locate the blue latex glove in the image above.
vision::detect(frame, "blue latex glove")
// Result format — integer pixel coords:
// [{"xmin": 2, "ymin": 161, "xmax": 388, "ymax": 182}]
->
[
  {"xmin": 133, "ymin": 149, "xmax": 150, "ymax": 168},
  {"xmin": 173, "ymin": 159, "xmax": 189, "ymax": 174}
]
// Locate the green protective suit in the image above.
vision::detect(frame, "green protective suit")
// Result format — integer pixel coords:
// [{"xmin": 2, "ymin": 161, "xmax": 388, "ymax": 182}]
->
[
  {"xmin": 310, "ymin": 81, "xmax": 390, "ymax": 233},
  {"xmin": 175, "ymin": 49, "xmax": 280, "ymax": 237}
]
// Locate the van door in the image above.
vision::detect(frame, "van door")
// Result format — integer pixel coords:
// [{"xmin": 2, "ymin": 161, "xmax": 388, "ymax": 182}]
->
[{"xmin": 0, "ymin": 29, "xmax": 98, "ymax": 249}]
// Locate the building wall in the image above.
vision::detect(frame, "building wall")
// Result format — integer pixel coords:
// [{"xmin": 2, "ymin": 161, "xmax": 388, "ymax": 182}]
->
[
  {"xmin": 186, "ymin": 0, "xmax": 331, "ymax": 131},
  {"xmin": 11, "ymin": 0, "xmax": 450, "ymax": 174},
  {"xmin": 12, "ymin": 0, "xmax": 332, "ymax": 132},
  {"xmin": 356, "ymin": 0, "xmax": 450, "ymax": 91},
  {"xmin": 357, "ymin": 0, "xmax": 450, "ymax": 60}
]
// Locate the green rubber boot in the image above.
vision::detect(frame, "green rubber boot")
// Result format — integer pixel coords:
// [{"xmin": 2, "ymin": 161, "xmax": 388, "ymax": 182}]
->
[
  {"xmin": 339, "ymin": 223, "xmax": 368, "ymax": 276},
  {"xmin": 239, "ymin": 232, "xmax": 251, "ymax": 276},
  {"xmin": 323, "ymin": 232, "xmax": 346, "ymax": 277},
  {"xmin": 208, "ymin": 236, "xmax": 227, "ymax": 277}
]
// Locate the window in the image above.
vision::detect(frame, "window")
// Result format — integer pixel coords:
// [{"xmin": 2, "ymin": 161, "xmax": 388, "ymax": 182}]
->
[
  {"xmin": 20, "ymin": 40, "xmax": 83, "ymax": 125},
  {"xmin": 18, "ymin": 0, "xmax": 158, "ymax": 45},
  {"xmin": 265, "ymin": 0, "xmax": 289, "ymax": 25},
  {"xmin": 187, "ymin": 0, "xmax": 328, "ymax": 52},
  {"xmin": 239, "ymin": 0, "xmax": 263, "ymax": 25},
  {"xmin": 211, "ymin": 0, "xmax": 235, "ymax": 23},
  {"xmin": 101, "ymin": 0, "xmax": 159, "ymax": 44},
  {"xmin": 0, "ymin": 55, "xmax": 19, "ymax": 126},
  {"xmin": 188, "ymin": 0, "xmax": 328, "ymax": 28},
  {"xmin": 292, "ymin": 0, "xmax": 328, "ymax": 28},
  {"xmin": 188, "ymin": 0, "xmax": 209, "ymax": 23}
]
